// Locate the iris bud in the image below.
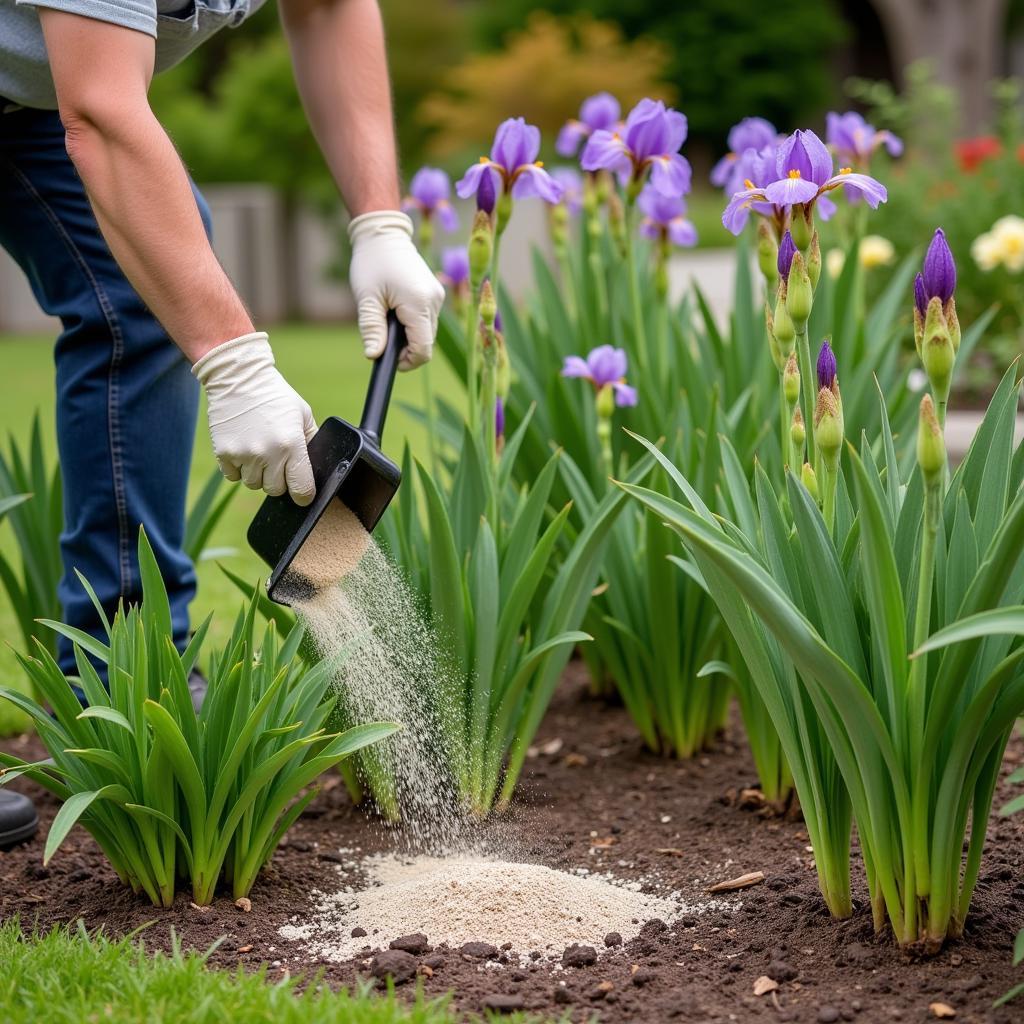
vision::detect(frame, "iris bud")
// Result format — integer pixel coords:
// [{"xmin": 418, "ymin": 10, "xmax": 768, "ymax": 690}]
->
[
  {"xmin": 945, "ymin": 296, "xmax": 961, "ymax": 353},
  {"xmin": 786, "ymin": 252, "xmax": 813, "ymax": 332},
  {"xmin": 801, "ymin": 461, "xmax": 818, "ymax": 500},
  {"xmin": 773, "ymin": 291, "xmax": 796, "ymax": 354},
  {"xmin": 478, "ymin": 279, "xmax": 497, "ymax": 328},
  {"xmin": 917, "ymin": 393, "xmax": 945, "ymax": 487},
  {"xmin": 418, "ymin": 217, "xmax": 434, "ymax": 251},
  {"xmin": 551, "ymin": 202, "xmax": 568, "ymax": 251},
  {"xmin": 790, "ymin": 205, "xmax": 813, "ymax": 251},
  {"xmin": 758, "ymin": 221, "xmax": 779, "ymax": 289},
  {"xmin": 922, "ymin": 296, "xmax": 954, "ymax": 402},
  {"xmin": 469, "ymin": 210, "xmax": 493, "ymax": 289},
  {"xmin": 496, "ymin": 332, "xmax": 511, "ymax": 399},
  {"xmin": 608, "ymin": 192, "xmax": 627, "ymax": 258},
  {"xmin": 807, "ymin": 231, "xmax": 822, "ymax": 290},
  {"xmin": 791, "ymin": 406, "xmax": 806, "ymax": 451},
  {"xmin": 583, "ymin": 177, "xmax": 599, "ymax": 217},
  {"xmin": 596, "ymin": 382, "xmax": 615, "ymax": 419},
  {"xmin": 496, "ymin": 192, "xmax": 513, "ymax": 236},
  {"xmin": 814, "ymin": 385, "xmax": 844, "ymax": 472},
  {"xmin": 783, "ymin": 352, "xmax": 800, "ymax": 405}
]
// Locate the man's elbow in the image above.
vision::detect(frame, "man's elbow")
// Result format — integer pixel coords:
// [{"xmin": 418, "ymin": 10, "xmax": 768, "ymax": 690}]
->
[{"xmin": 59, "ymin": 93, "xmax": 146, "ymax": 172}]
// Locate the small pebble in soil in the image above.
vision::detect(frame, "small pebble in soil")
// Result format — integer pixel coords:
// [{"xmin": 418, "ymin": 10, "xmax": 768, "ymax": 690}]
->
[
  {"xmin": 351, "ymin": 927, "xmax": 367, "ymax": 938},
  {"xmin": 481, "ymin": 994, "xmax": 523, "ymax": 1014},
  {"xmin": 422, "ymin": 954, "xmax": 444, "ymax": 970},
  {"xmin": 553, "ymin": 986, "xmax": 572, "ymax": 1005},
  {"xmin": 817, "ymin": 1007, "xmax": 840, "ymax": 1023},
  {"xmin": 604, "ymin": 932, "xmax": 623, "ymax": 947},
  {"xmin": 561, "ymin": 943, "xmax": 598, "ymax": 968},
  {"xmin": 632, "ymin": 968, "xmax": 657, "ymax": 987},
  {"xmin": 460, "ymin": 941, "xmax": 499, "ymax": 960},
  {"xmin": 767, "ymin": 959, "xmax": 798, "ymax": 982},
  {"xmin": 369, "ymin": 950, "xmax": 417, "ymax": 985},
  {"xmin": 389, "ymin": 933, "xmax": 430, "ymax": 955}
]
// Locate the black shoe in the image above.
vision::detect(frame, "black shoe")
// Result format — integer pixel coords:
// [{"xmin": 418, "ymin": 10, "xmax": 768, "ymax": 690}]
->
[
  {"xmin": 187, "ymin": 670, "xmax": 208, "ymax": 714},
  {"xmin": 0, "ymin": 790, "xmax": 38, "ymax": 850}
]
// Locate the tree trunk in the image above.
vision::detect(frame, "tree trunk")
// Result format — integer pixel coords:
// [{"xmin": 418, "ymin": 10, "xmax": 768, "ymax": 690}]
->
[{"xmin": 869, "ymin": 0, "xmax": 1008, "ymax": 132}]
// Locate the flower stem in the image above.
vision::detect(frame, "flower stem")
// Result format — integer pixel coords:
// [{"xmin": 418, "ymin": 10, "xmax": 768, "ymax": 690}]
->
[
  {"xmin": 625, "ymin": 203, "xmax": 650, "ymax": 373},
  {"xmin": 910, "ymin": 476, "xmax": 941, "ymax": 898},
  {"xmin": 779, "ymin": 376, "xmax": 793, "ymax": 473},
  {"xmin": 822, "ymin": 460, "xmax": 838, "ymax": 534},
  {"xmin": 796, "ymin": 327, "xmax": 817, "ymax": 479},
  {"xmin": 464, "ymin": 298, "xmax": 479, "ymax": 431}
]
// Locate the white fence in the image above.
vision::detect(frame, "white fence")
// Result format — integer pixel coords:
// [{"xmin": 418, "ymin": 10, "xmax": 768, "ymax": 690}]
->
[{"xmin": 0, "ymin": 184, "xmax": 744, "ymax": 334}]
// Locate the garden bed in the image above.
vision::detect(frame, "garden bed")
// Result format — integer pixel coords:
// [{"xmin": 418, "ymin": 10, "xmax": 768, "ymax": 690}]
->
[{"xmin": 3, "ymin": 664, "xmax": 1023, "ymax": 1023}]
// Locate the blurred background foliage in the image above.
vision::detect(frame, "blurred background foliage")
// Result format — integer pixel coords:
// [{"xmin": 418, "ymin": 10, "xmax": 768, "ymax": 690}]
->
[
  {"xmin": 848, "ymin": 62, "xmax": 1024, "ymax": 399},
  {"xmin": 152, "ymin": 0, "xmax": 847, "ymax": 181},
  {"xmin": 418, "ymin": 13, "xmax": 674, "ymax": 162}
]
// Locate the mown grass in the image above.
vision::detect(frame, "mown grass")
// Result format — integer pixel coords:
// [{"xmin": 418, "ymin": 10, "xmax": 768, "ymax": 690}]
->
[
  {"xmin": 0, "ymin": 324, "xmax": 462, "ymax": 734},
  {"xmin": 0, "ymin": 919, "xmax": 466, "ymax": 1024}
]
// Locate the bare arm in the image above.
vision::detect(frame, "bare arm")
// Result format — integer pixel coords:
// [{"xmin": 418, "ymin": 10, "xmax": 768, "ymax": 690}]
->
[
  {"xmin": 279, "ymin": 0, "xmax": 400, "ymax": 214},
  {"xmin": 39, "ymin": 9, "xmax": 253, "ymax": 361}
]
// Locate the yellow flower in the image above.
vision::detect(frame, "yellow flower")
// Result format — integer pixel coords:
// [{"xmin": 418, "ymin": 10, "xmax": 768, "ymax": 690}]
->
[
  {"xmin": 826, "ymin": 247, "xmax": 845, "ymax": 280},
  {"xmin": 971, "ymin": 230, "xmax": 1002, "ymax": 271},
  {"xmin": 858, "ymin": 234, "xmax": 895, "ymax": 269},
  {"xmin": 991, "ymin": 215, "xmax": 1024, "ymax": 272}
]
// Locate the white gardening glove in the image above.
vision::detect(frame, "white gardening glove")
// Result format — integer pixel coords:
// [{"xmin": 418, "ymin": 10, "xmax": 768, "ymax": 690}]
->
[
  {"xmin": 348, "ymin": 210, "xmax": 445, "ymax": 371},
  {"xmin": 193, "ymin": 332, "xmax": 318, "ymax": 506}
]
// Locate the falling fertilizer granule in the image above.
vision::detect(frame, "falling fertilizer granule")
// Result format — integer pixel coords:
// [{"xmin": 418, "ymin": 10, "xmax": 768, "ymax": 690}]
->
[
  {"xmin": 279, "ymin": 501, "xmax": 468, "ymax": 850},
  {"xmin": 280, "ymin": 854, "xmax": 715, "ymax": 962}
]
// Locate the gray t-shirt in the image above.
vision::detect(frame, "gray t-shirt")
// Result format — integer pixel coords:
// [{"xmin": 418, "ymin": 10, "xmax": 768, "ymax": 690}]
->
[{"xmin": 1, "ymin": 0, "xmax": 268, "ymax": 110}]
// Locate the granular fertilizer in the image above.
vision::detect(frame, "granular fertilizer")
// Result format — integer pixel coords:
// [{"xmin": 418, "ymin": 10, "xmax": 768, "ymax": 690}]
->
[
  {"xmin": 279, "ymin": 853, "xmax": 715, "ymax": 962},
  {"xmin": 279, "ymin": 501, "xmax": 468, "ymax": 850}
]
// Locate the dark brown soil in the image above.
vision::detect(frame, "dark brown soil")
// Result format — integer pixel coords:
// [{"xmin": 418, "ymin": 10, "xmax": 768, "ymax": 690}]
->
[{"xmin": 3, "ymin": 664, "xmax": 1024, "ymax": 1023}]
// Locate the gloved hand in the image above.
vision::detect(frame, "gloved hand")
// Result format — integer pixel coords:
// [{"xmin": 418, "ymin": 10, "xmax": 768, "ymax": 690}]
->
[
  {"xmin": 193, "ymin": 332, "xmax": 317, "ymax": 506},
  {"xmin": 348, "ymin": 210, "xmax": 445, "ymax": 371}
]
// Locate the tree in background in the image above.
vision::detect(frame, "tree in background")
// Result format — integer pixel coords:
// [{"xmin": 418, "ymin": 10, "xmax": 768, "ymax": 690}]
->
[
  {"xmin": 151, "ymin": 0, "xmax": 464, "ymax": 190},
  {"xmin": 419, "ymin": 13, "xmax": 673, "ymax": 160},
  {"xmin": 472, "ymin": 0, "xmax": 846, "ymax": 149}
]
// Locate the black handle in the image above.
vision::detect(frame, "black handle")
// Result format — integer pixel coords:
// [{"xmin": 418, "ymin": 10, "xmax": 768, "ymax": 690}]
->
[{"xmin": 359, "ymin": 311, "xmax": 407, "ymax": 447}]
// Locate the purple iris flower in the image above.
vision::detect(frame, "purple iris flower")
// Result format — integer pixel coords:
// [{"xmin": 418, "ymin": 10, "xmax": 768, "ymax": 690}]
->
[
  {"xmin": 915, "ymin": 228, "xmax": 956, "ymax": 315},
  {"xmin": 495, "ymin": 397, "xmax": 505, "ymax": 439},
  {"xmin": 562, "ymin": 345, "xmax": 638, "ymax": 407},
  {"xmin": 711, "ymin": 117, "xmax": 778, "ymax": 193},
  {"xmin": 456, "ymin": 118, "xmax": 563, "ymax": 205},
  {"xmin": 826, "ymin": 111, "xmax": 903, "ymax": 164},
  {"xmin": 556, "ymin": 92, "xmax": 621, "ymax": 158},
  {"xmin": 581, "ymin": 98, "xmax": 692, "ymax": 197},
  {"xmin": 402, "ymin": 167, "xmax": 459, "ymax": 233},
  {"xmin": 550, "ymin": 167, "xmax": 584, "ymax": 214},
  {"xmin": 817, "ymin": 340, "xmax": 837, "ymax": 390},
  {"xmin": 637, "ymin": 184, "xmax": 697, "ymax": 247},
  {"xmin": 440, "ymin": 246, "xmax": 469, "ymax": 287},
  {"xmin": 722, "ymin": 129, "xmax": 886, "ymax": 236},
  {"xmin": 777, "ymin": 230, "xmax": 797, "ymax": 280}
]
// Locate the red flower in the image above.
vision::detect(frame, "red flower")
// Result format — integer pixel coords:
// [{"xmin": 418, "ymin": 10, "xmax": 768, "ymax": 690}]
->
[{"xmin": 955, "ymin": 135, "xmax": 1002, "ymax": 173}]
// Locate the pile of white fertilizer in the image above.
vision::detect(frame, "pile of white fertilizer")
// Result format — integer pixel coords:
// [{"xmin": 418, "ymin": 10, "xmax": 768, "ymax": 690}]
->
[{"xmin": 280, "ymin": 854, "xmax": 698, "ymax": 962}]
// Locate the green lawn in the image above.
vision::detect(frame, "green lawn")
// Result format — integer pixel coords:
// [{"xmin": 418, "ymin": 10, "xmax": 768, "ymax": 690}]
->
[
  {"xmin": 0, "ymin": 920, "xmax": 470, "ymax": 1024},
  {"xmin": 0, "ymin": 324, "xmax": 463, "ymax": 732}
]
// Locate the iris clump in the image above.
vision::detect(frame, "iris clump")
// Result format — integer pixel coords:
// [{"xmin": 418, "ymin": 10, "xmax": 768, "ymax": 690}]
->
[
  {"xmin": 0, "ymin": 529, "xmax": 396, "ymax": 907},
  {"xmin": 621, "ymin": 230, "xmax": 1024, "ymax": 950}
]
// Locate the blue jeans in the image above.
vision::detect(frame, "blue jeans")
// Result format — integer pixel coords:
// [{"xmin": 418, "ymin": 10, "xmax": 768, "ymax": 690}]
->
[{"xmin": 0, "ymin": 105, "xmax": 205, "ymax": 674}]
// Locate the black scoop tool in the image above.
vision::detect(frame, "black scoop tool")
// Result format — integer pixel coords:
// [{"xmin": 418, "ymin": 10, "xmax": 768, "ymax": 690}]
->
[{"xmin": 247, "ymin": 312, "xmax": 406, "ymax": 605}]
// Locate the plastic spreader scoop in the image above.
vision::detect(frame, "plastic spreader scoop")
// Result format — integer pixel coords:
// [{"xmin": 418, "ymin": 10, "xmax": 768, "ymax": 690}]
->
[{"xmin": 248, "ymin": 312, "xmax": 406, "ymax": 605}]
